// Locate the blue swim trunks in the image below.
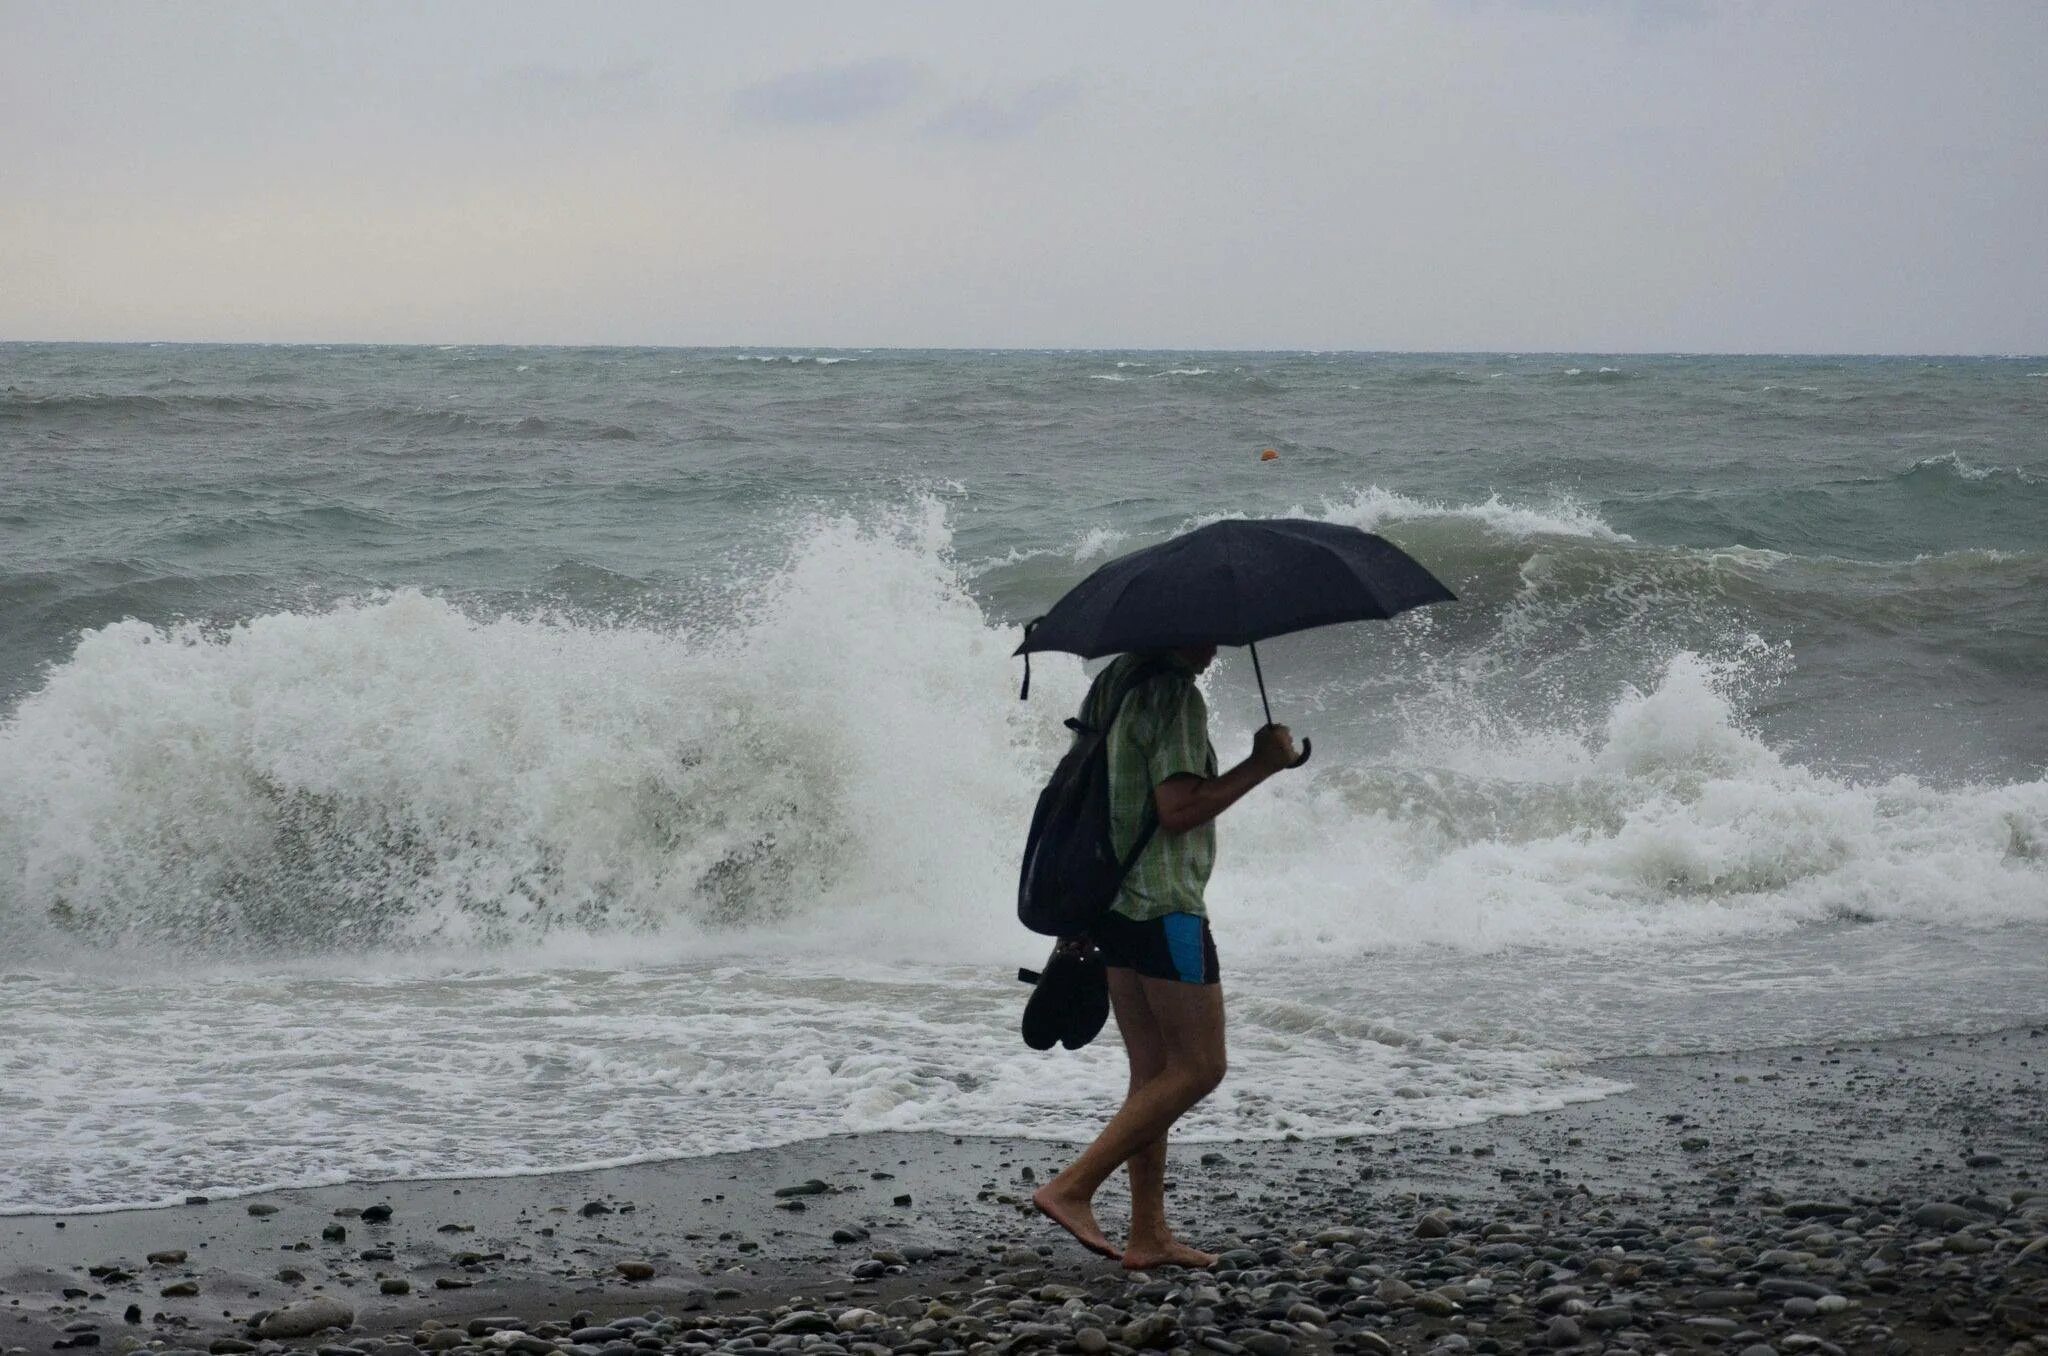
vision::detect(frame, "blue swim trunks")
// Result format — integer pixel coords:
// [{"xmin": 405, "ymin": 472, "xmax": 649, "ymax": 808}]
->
[{"xmin": 1089, "ymin": 911, "xmax": 1220, "ymax": 986}]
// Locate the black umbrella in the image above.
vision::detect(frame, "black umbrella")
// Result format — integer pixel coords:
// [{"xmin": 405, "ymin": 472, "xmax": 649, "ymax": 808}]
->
[{"xmin": 1014, "ymin": 517, "xmax": 1455, "ymax": 766}]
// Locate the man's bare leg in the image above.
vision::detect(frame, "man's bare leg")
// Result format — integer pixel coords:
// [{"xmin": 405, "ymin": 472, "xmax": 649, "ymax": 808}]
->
[
  {"xmin": 1118, "ymin": 976, "xmax": 1223, "ymax": 1269},
  {"xmin": 1034, "ymin": 973, "xmax": 1225, "ymax": 1265}
]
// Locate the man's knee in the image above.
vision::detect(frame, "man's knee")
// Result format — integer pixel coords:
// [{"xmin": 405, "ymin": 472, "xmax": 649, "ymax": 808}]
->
[{"xmin": 1171, "ymin": 1050, "xmax": 1225, "ymax": 1098}]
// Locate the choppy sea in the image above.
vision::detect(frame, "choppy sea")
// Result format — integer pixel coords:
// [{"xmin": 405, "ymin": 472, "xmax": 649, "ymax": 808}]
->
[{"xmin": 2, "ymin": 344, "xmax": 2043, "ymax": 1215}]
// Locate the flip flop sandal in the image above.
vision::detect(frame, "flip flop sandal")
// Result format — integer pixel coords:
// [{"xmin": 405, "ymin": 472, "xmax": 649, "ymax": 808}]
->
[{"xmin": 1018, "ymin": 939, "xmax": 1110, "ymax": 1051}]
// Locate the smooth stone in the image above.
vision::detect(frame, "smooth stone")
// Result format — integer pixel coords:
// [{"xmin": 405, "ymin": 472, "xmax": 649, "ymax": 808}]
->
[
  {"xmin": 615, "ymin": 1261, "xmax": 656, "ymax": 1280},
  {"xmin": 1414, "ymin": 1212, "xmax": 1452, "ymax": 1239},
  {"xmin": 1911, "ymin": 1203, "xmax": 1980, "ymax": 1229},
  {"xmin": 1782, "ymin": 1298, "xmax": 1819, "ymax": 1318},
  {"xmin": 832, "ymin": 1310, "xmax": 883, "ymax": 1332},
  {"xmin": 1236, "ymin": 1333, "xmax": 1290, "ymax": 1356},
  {"xmin": 1351, "ymin": 1336, "xmax": 1395, "ymax": 1356},
  {"xmin": 773, "ymin": 1179, "xmax": 831, "ymax": 1198},
  {"xmin": 257, "ymin": 1296, "xmax": 355, "ymax": 1340},
  {"xmin": 1759, "ymin": 1279, "xmax": 1829, "ymax": 1300},
  {"xmin": 379, "ymin": 1279, "xmax": 411, "ymax": 1296},
  {"xmin": 1691, "ymin": 1289, "xmax": 1757, "ymax": 1310},
  {"xmin": 1376, "ymin": 1278, "xmax": 1415, "ymax": 1303},
  {"xmin": 568, "ymin": 1330, "xmax": 623, "ymax": 1345},
  {"xmin": 246, "ymin": 1203, "xmax": 279, "ymax": 1216},
  {"xmin": 465, "ymin": 1318, "xmax": 524, "ymax": 1336},
  {"xmin": 361, "ymin": 1205, "xmax": 393, "ymax": 1223},
  {"xmin": 1546, "ymin": 1316, "xmax": 1582, "ymax": 1348},
  {"xmin": 1585, "ymin": 1306, "xmax": 1632, "ymax": 1330},
  {"xmin": 1783, "ymin": 1203, "xmax": 1853, "ymax": 1220},
  {"xmin": 771, "ymin": 1312, "xmax": 835, "ymax": 1335},
  {"xmin": 146, "ymin": 1250, "xmax": 188, "ymax": 1265},
  {"xmin": 160, "ymin": 1282, "xmax": 199, "ymax": 1298},
  {"xmin": 1414, "ymin": 1292, "xmax": 1460, "ymax": 1317},
  {"xmin": 1121, "ymin": 1313, "xmax": 1179, "ymax": 1349}
]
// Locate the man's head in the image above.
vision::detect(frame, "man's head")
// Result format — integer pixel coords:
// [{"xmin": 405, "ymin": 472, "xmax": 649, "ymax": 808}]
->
[{"xmin": 1171, "ymin": 643, "xmax": 1218, "ymax": 673}]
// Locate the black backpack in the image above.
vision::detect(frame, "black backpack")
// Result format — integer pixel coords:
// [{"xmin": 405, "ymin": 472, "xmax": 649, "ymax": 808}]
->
[{"xmin": 1017, "ymin": 658, "xmax": 1170, "ymax": 937}]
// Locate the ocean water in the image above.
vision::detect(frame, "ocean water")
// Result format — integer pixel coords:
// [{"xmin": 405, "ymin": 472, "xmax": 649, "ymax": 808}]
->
[{"xmin": 2, "ymin": 344, "xmax": 2044, "ymax": 1215}]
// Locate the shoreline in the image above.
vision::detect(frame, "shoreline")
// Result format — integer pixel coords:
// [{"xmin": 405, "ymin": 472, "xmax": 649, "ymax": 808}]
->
[{"xmin": 5, "ymin": 1025, "xmax": 2043, "ymax": 1356}]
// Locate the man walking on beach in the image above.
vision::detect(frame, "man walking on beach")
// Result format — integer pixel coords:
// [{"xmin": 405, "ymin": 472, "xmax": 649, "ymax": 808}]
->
[{"xmin": 1033, "ymin": 644, "xmax": 1297, "ymax": 1268}]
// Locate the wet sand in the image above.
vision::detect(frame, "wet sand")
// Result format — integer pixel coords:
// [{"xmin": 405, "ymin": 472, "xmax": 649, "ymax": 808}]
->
[{"xmin": 4, "ymin": 1026, "xmax": 2042, "ymax": 1356}]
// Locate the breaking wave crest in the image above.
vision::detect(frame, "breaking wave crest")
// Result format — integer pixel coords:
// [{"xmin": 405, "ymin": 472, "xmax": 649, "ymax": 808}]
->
[{"xmin": 2, "ymin": 499, "xmax": 2041, "ymax": 965}]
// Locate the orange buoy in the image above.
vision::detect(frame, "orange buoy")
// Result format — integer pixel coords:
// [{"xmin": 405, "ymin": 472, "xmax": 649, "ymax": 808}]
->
[{"xmin": 1260, "ymin": 448, "xmax": 1279, "ymax": 461}]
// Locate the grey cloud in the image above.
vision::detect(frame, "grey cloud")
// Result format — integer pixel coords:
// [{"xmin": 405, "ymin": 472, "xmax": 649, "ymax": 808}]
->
[
  {"xmin": 730, "ymin": 57, "xmax": 924, "ymax": 127},
  {"xmin": 923, "ymin": 78, "xmax": 1081, "ymax": 142}
]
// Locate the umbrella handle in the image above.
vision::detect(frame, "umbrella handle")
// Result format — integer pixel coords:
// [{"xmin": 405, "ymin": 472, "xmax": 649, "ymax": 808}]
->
[{"xmin": 1248, "ymin": 643, "xmax": 1312, "ymax": 769}]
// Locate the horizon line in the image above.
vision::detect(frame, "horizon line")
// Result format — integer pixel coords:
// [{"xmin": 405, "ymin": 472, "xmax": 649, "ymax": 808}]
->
[{"xmin": 4, "ymin": 339, "xmax": 2045, "ymax": 359}]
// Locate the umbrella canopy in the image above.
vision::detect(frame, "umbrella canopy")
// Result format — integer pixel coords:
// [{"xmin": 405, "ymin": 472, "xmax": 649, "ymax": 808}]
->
[
  {"xmin": 1014, "ymin": 517, "xmax": 1455, "ymax": 766},
  {"xmin": 1016, "ymin": 517, "xmax": 1453, "ymax": 658}
]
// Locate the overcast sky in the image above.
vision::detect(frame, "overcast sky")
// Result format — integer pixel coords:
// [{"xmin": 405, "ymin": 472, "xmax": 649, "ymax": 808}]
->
[{"xmin": 3, "ymin": 1, "xmax": 2044, "ymax": 351}]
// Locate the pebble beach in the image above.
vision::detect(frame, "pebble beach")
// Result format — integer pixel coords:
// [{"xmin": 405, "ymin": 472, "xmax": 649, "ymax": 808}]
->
[{"xmin": 8, "ymin": 1028, "xmax": 2042, "ymax": 1356}]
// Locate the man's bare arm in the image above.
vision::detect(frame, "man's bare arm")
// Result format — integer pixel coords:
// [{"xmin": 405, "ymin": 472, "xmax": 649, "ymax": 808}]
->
[{"xmin": 1152, "ymin": 724, "xmax": 1297, "ymax": 834}]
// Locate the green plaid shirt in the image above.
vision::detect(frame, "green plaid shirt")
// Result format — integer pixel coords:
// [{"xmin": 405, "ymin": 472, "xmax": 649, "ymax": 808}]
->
[{"xmin": 1082, "ymin": 653, "xmax": 1218, "ymax": 921}]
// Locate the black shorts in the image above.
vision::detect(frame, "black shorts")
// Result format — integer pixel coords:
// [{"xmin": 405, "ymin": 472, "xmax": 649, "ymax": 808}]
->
[{"xmin": 1090, "ymin": 911, "xmax": 1220, "ymax": 985}]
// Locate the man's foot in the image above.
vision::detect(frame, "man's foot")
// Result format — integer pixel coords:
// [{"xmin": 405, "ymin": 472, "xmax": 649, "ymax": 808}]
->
[
  {"xmin": 1031, "ymin": 1184, "xmax": 1120, "ymax": 1260},
  {"xmin": 1120, "ymin": 1237, "xmax": 1218, "ymax": 1271}
]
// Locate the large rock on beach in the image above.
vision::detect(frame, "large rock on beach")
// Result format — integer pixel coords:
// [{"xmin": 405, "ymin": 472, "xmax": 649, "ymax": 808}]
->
[{"xmin": 256, "ymin": 1296, "xmax": 353, "ymax": 1339}]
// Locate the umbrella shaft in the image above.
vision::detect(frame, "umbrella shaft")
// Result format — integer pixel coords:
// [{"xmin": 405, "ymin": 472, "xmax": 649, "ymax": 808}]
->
[{"xmin": 1249, "ymin": 642, "xmax": 1274, "ymax": 726}]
